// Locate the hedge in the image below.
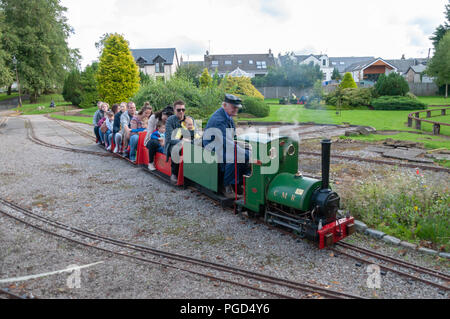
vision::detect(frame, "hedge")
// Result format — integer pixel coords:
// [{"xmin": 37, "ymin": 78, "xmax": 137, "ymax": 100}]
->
[
  {"xmin": 241, "ymin": 96, "xmax": 270, "ymax": 117},
  {"xmin": 371, "ymin": 96, "xmax": 427, "ymax": 110},
  {"xmin": 325, "ymin": 88, "xmax": 373, "ymax": 107}
]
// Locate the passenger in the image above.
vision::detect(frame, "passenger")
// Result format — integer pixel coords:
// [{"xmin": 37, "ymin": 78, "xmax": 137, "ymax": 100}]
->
[
  {"xmin": 174, "ymin": 117, "xmax": 201, "ymax": 142},
  {"xmin": 165, "ymin": 100, "xmax": 195, "ymax": 184},
  {"xmin": 93, "ymin": 101, "xmax": 104, "ymax": 144},
  {"xmin": 141, "ymin": 101, "xmax": 152, "ymax": 128},
  {"xmin": 129, "ymin": 105, "xmax": 152, "ymax": 162},
  {"xmin": 146, "ymin": 121, "xmax": 166, "ymax": 171},
  {"xmin": 119, "ymin": 102, "xmax": 136, "ymax": 157},
  {"xmin": 113, "ymin": 102, "xmax": 127, "ymax": 153},
  {"xmin": 203, "ymin": 94, "xmax": 250, "ymax": 199},
  {"xmin": 97, "ymin": 102, "xmax": 109, "ymax": 145},
  {"xmin": 143, "ymin": 105, "xmax": 173, "ymax": 147},
  {"xmin": 104, "ymin": 110, "xmax": 115, "ymax": 151}
]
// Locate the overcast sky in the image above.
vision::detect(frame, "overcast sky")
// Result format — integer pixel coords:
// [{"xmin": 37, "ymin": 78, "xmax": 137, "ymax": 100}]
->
[{"xmin": 60, "ymin": 0, "xmax": 449, "ymax": 68}]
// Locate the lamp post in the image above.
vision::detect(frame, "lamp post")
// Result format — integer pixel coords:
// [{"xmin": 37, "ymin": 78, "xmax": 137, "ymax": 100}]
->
[{"xmin": 12, "ymin": 56, "xmax": 22, "ymax": 108}]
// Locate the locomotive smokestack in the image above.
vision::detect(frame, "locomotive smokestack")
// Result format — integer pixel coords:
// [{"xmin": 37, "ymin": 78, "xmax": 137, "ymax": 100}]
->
[{"xmin": 321, "ymin": 139, "xmax": 331, "ymax": 190}]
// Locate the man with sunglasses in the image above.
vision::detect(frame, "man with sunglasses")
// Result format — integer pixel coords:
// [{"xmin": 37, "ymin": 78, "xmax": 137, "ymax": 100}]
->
[{"xmin": 164, "ymin": 100, "xmax": 191, "ymax": 184}]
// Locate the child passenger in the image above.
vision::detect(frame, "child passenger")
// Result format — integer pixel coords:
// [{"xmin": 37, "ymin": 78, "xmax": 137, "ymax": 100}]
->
[
  {"xmin": 104, "ymin": 110, "xmax": 115, "ymax": 151},
  {"xmin": 175, "ymin": 117, "xmax": 201, "ymax": 142},
  {"xmin": 147, "ymin": 121, "xmax": 166, "ymax": 171}
]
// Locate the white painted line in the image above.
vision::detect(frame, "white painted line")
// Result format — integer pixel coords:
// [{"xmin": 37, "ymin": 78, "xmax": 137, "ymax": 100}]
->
[{"xmin": 0, "ymin": 261, "xmax": 104, "ymax": 283}]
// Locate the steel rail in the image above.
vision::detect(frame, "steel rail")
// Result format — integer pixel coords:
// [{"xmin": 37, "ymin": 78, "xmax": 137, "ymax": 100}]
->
[
  {"xmin": 337, "ymin": 242, "xmax": 450, "ymax": 281},
  {"xmin": 0, "ymin": 205, "xmax": 296, "ymax": 300},
  {"xmin": 331, "ymin": 246, "xmax": 449, "ymax": 291},
  {"xmin": 0, "ymin": 198, "xmax": 361, "ymax": 299}
]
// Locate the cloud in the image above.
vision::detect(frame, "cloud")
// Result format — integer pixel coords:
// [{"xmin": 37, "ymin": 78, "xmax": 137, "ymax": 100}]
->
[
  {"xmin": 259, "ymin": 0, "xmax": 290, "ymax": 19},
  {"xmin": 409, "ymin": 17, "xmax": 436, "ymax": 34}
]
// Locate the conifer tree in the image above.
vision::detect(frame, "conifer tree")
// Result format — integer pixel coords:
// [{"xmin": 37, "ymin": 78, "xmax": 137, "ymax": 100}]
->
[
  {"xmin": 96, "ymin": 33, "xmax": 140, "ymax": 105},
  {"xmin": 340, "ymin": 72, "xmax": 357, "ymax": 89},
  {"xmin": 427, "ymin": 31, "xmax": 450, "ymax": 98},
  {"xmin": 199, "ymin": 68, "xmax": 212, "ymax": 89}
]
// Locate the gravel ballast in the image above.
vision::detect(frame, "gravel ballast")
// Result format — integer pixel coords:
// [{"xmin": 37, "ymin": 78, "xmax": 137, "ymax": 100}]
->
[{"xmin": 0, "ymin": 115, "xmax": 448, "ymax": 299}]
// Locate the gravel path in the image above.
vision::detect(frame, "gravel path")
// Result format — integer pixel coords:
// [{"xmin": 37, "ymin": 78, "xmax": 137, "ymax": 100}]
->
[{"xmin": 0, "ymin": 115, "xmax": 448, "ymax": 299}]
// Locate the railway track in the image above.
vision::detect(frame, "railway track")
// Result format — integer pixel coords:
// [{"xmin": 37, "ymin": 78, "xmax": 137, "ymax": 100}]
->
[
  {"xmin": 14, "ymin": 116, "xmax": 450, "ymax": 296},
  {"xmin": 0, "ymin": 197, "xmax": 362, "ymax": 299},
  {"xmin": 332, "ymin": 242, "xmax": 449, "ymax": 292}
]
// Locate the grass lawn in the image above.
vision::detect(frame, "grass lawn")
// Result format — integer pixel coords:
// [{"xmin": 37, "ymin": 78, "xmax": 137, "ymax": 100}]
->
[
  {"xmin": 239, "ymin": 98, "xmax": 450, "ymax": 150},
  {"xmin": 79, "ymin": 107, "xmax": 98, "ymax": 116},
  {"xmin": 13, "ymin": 94, "xmax": 73, "ymax": 115},
  {"xmin": 0, "ymin": 92, "xmax": 19, "ymax": 102},
  {"xmin": 417, "ymin": 96, "xmax": 450, "ymax": 105},
  {"xmin": 50, "ymin": 114, "xmax": 93, "ymax": 125}
]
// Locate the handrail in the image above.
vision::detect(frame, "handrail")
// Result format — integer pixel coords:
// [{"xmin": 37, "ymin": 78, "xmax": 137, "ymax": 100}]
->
[{"xmin": 407, "ymin": 106, "xmax": 450, "ymax": 135}]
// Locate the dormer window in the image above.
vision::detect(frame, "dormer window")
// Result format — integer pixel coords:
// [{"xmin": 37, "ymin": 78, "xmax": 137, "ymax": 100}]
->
[
  {"xmin": 155, "ymin": 62, "xmax": 164, "ymax": 73},
  {"xmin": 322, "ymin": 59, "xmax": 326, "ymax": 66},
  {"xmin": 225, "ymin": 60, "xmax": 232, "ymax": 65},
  {"xmin": 212, "ymin": 60, "xmax": 219, "ymax": 66},
  {"xmin": 153, "ymin": 55, "xmax": 166, "ymax": 74},
  {"xmin": 249, "ymin": 60, "xmax": 253, "ymax": 64},
  {"xmin": 256, "ymin": 61, "xmax": 266, "ymax": 69}
]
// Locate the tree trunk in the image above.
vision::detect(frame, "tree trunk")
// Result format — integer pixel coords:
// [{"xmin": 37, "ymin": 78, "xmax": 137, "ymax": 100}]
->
[
  {"xmin": 446, "ymin": 83, "xmax": 448, "ymax": 99},
  {"xmin": 7, "ymin": 85, "xmax": 12, "ymax": 95}
]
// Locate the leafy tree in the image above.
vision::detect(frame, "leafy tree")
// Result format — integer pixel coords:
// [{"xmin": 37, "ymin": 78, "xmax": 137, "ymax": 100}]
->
[
  {"xmin": 339, "ymin": 72, "xmax": 357, "ymax": 89},
  {"xmin": 139, "ymin": 71, "xmax": 151, "ymax": 85},
  {"xmin": 174, "ymin": 63, "xmax": 203, "ymax": 87},
  {"xmin": 220, "ymin": 76, "xmax": 264, "ymax": 99},
  {"xmin": 430, "ymin": 1, "xmax": 450, "ymax": 48},
  {"xmin": 79, "ymin": 62, "xmax": 99, "ymax": 108},
  {"xmin": 311, "ymin": 80, "xmax": 324, "ymax": 101},
  {"xmin": 199, "ymin": 68, "xmax": 212, "ymax": 89},
  {"xmin": 96, "ymin": 33, "xmax": 140, "ymax": 105},
  {"xmin": 62, "ymin": 69, "xmax": 82, "ymax": 106},
  {"xmin": 427, "ymin": 31, "xmax": 450, "ymax": 98},
  {"xmin": 252, "ymin": 60, "xmax": 323, "ymax": 88},
  {"xmin": 374, "ymin": 72, "xmax": 409, "ymax": 96},
  {"xmin": 0, "ymin": 0, "xmax": 77, "ymax": 102},
  {"xmin": 212, "ymin": 68, "xmax": 220, "ymax": 87},
  {"xmin": 331, "ymin": 68, "xmax": 341, "ymax": 81},
  {"xmin": 0, "ymin": 11, "xmax": 12, "ymax": 88}
]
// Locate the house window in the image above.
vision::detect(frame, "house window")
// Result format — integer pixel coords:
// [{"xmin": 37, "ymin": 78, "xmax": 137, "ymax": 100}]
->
[
  {"xmin": 256, "ymin": 61, "xmax": 267, "ymax": 69},
  {"xmin": 340, "ymin": 62, "xmax": 345, "ymax": 65},
  {"xmin": 225, "ymin": 60, "xmax": 232, "ymax": 65},
  {"xmin": 322, "ymin": 59, "xmax": 326, "ymax": 66},
  {"xmin": 212, "ymin": 60, "xmax": 219, "ymax": 66},
  {"xmin": 155, "ymin": 62, "xmax": 164, "ymax": 73},
  {"xmin": 249, "ymin": 60, "xmax": 253, "ymax": 64},
  {"xmin": 332, "ymin": 62, "xmax": 337, "ymax": 65},
  {"xmin": 237, "ymin": 60, "xmax": 242, "ymax": 64}
]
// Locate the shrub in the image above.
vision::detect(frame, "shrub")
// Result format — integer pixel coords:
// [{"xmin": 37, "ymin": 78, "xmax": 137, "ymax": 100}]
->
[
  {"xmin": 325, "ymin": 88, "xmax": 373, "ymax": 107},
  {"xmin": 220, "ymin": 76, "xmax": 264, "ymax": 99},
  {"xmin": 374, "ymin": 73, "xmax": 409, "ymax": 96},
  {"xmin": 62, "ymin": 70, "xmax": 82, "ymax": 106},
  {"xmin": 338, "ymin": 173, "xmax": 449, "ymax": 251},
  {"xmin": 371, "ymin": 96, "xmax": 427, "ymax": 110},
  {"xmin": 199, "ymin": 68, "xmax": 212, "ymax": 89},
  {"xmin": 340, "ymin": 72, "xmax": 357, "ymax": 89},
  {"xmin": 132, "ymin": 77, "xmax": 224, "ymax": 121},
  {"xmin": 79, "ymin": 62, "xmax": 99, "ymax": 109},
  {"xmin": 241, "ymin": 96, "xmax": 270, "ymax": 117}
]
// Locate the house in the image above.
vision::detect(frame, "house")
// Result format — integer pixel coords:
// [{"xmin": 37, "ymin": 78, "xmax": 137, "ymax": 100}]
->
[
  {"xmin": 278, "ymin": 54, "xmax": 375, "ymax": 82},
  {"xmin": 131, "ymin": 48, "xmax": 180, "ymax": 81},
  {"xmin": 405, "ymin": 64, "xmax": 434, "ymax": 83},
  {"xmin": 328, "ymin": 56, "xmax": 375, "ymax": 73},
  {"xmin": 203, "ymin": 49, "xmax": 276, "ymax": 78},
  {"xmin": 344, "ymin": 58, "xmax": 398, "ymax": 82}
]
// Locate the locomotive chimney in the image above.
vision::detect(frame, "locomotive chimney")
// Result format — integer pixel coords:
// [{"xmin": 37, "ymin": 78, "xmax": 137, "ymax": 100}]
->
[{"xmin": 321, "ymin": 139, "xmax": 331, "ymax": 190}]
